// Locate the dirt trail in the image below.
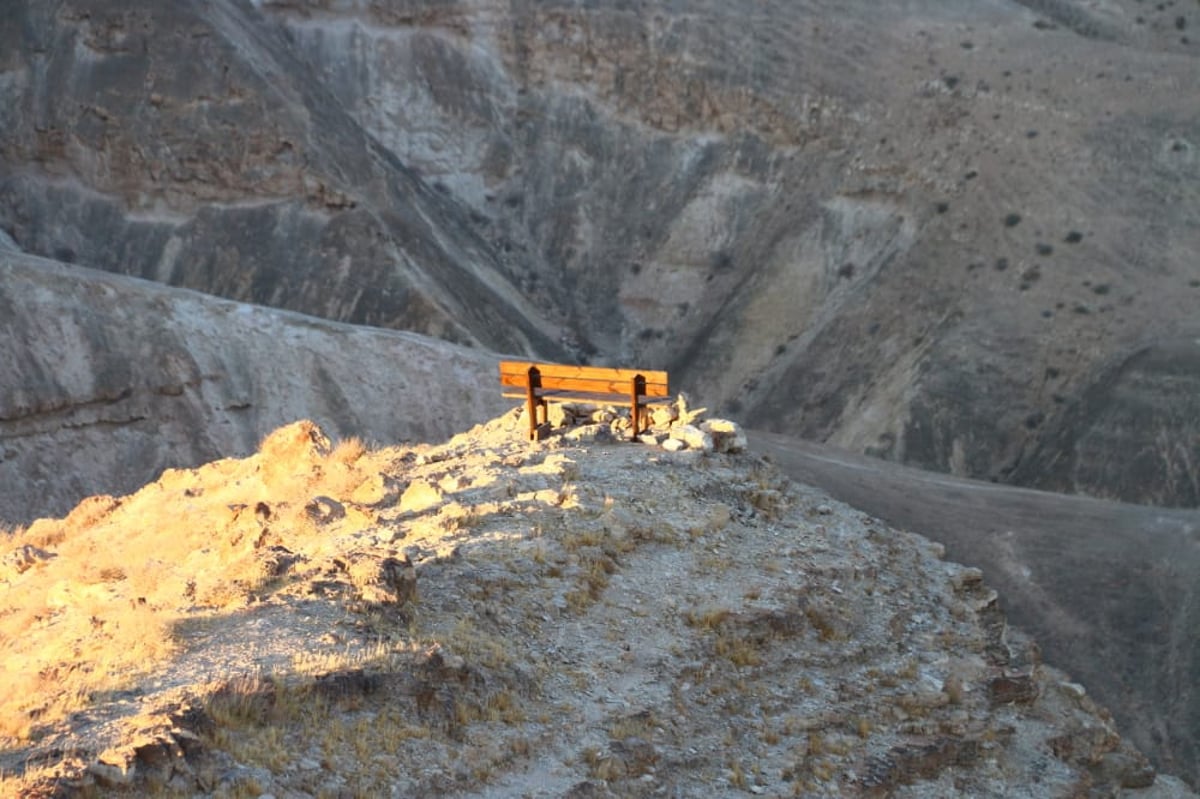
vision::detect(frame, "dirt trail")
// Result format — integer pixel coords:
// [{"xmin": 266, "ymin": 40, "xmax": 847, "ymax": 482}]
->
[{"xmin": 749, "ymin": 429, "xmax": 1200, "ymax": 784}]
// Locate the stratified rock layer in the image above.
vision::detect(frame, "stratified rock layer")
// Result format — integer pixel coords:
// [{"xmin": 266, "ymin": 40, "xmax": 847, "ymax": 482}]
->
[{"xmin": 0, "ymin": 252, "xmax": 509, "ymax": 524}]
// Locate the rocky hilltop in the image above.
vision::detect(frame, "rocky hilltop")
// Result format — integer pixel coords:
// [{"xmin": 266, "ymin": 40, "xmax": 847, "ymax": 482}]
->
[
  {"xmin": 2, "ymin": 0, "xmax": 1199, "ymax": 505},
  {"xmin": 0, "ymin": 252, "xmax": 509, "ymax": 525},
  {"xmin": 1, "ymin": 409, "xmax": 1193, "ymax": 798}
]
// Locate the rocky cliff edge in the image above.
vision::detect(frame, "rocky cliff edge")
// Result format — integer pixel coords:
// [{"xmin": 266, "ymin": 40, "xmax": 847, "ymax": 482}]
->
[{"xmin": 0, "ymin": 409, "xmax": 1191, "ymax": 798}]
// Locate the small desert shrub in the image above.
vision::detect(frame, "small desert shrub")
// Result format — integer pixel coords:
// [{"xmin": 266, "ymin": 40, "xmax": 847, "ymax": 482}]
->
[
  {"xmin": 804, "ymin": 604, "xmax": 841, "ymax": 642},
  {"xmin": 206, "ymin": 672, "xmax": 281, "ymax": 727},
  {"xmin": 685, "ymin": 608, "xmax": 733, "ymax": 630},
  {"xmin": 483, "ymin": 689, "xmax": 526, "ymax": 724},
  {"xmin": 714, "ymin": 632, "xmax": 764, "ymax": 667},
  {"xmin": 855, "ymin": 717, "xmax": 873, "ymax": 738},
  {"xmin": 608, "ymin": 710, "xmax": 659, "ymax": 741},
  {"xmin": 446, "ymin": 618, "xmax": 512, "ymax": 669},
  {"xmin": 330, "ymin": 436, "xmax": 368, "ymax": 465}
]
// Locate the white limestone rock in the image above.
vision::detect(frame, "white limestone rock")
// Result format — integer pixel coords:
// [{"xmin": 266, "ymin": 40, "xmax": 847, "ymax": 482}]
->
[
  {"xmin": 701, "ymin": 418, "xmax": 748, "ymax": 454},
  {"xmin": 670, "ymin": 425, "xmax": 713, "ymax": 452}
]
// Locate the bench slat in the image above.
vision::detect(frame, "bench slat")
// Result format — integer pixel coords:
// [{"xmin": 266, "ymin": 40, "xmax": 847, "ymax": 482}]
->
[
  {"xmin": 501, "ymin": 390, "xmax": 672, "ymax": 406},
  {"xmin": 499, "ymin": 361, "xmax": 669, "ymax": 397},
  {"xmin": 499, "ymin": 373, "xmax": 670, "ymax": 397},
  {"xmin": 499, "ymin": 360, "xmax": 668, "ymax": 383}
]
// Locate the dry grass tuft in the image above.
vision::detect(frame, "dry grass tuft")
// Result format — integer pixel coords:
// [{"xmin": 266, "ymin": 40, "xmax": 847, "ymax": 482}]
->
[
  {"xmin": 206, "ymin": 672, "xmax": 281, "ymax": 727},
  {"xmin": 445, "ymin": 618, "xmax": 512, "ymax": 670},
  {"xmin": 608, "ymin": 709, "xmax": 659, "ymax": 741},
  {"xmin": 804, "ymin": 602, "xmax": 843, "ymax": 642},
  {"xmin": 330, "ymin": 436, "xmax": 368, "ymax": 466},
  {"xmin": 685, "ymin": 608, "xmax": 734, "ymax": 630},
  {"xmin": 714, "ymin": 631, "xmax": 765, "ymax": 668}
]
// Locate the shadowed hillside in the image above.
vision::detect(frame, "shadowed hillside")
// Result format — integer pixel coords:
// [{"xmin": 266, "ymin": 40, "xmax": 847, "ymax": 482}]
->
[{"xmin": 751, "ymin": 429, "xmax": 1200, "ymax": 785}]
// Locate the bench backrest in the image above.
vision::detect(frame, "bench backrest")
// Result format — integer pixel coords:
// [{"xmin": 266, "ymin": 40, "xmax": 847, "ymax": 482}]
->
[{"xmin": 499, "ymin": 361, "xmax": 669, "ymax": 398}]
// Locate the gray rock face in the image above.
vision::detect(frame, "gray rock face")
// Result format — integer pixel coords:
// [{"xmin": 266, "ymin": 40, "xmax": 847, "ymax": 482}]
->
[
  {"xmin": 1, "ymin": 0, "xmax": 1199, "ymax": 502},
  {"xmin": 0, "ymin": 0, "xmax": 565, "ymax": 359},
  {"xmin": 254, "ymin": 0, "xmax": 1200, "ymax": 506},
  {"xmin": 1014, "ymin": 339, "xmax": 1200, "ymax": 507},
  {"xmin": 0, "ymin": 252, "xmax": 509, "ymax": 525}
]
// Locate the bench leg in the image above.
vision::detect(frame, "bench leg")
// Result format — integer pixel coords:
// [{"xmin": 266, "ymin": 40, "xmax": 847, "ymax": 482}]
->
[
  {"xmin": 526, "ymin": 381, "xmax": 538, "ymax": 441},
  {"xmin": 629, "ymin": 375, "xmax": 646, "ymax": 440}
]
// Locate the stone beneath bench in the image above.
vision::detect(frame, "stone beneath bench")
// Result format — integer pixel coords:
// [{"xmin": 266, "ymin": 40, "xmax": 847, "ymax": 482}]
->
[
  {"xmin": 669, "ymin": 424, "xmax": 713, "ymax": 452},
  {"xmin": 517, "ymin": 397, "xmax": 747, "ymax": 454}
]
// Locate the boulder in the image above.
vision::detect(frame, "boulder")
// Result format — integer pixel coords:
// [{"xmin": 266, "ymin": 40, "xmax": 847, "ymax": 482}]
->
[
  {"xmin": 350, "ymin": 473, "xmax": 401, "ymax": 506},
  {"xmin": 259, "ymin": 420, "xmax": 331, "ymax": 463},
  {"xmin": 591, "ymin": 409, "xmax": 616, "ymax": 424},
  {"xmin": 2, "ymin": 544, "xmax": 56, "ymax": 578},
  {"xmin": 565, "ymin": 425, "xmax": 610, "ymax": 444},
  {"xmin": 305, "ymin": 496, "xmax": 346, "ymax": 524},
  {"xmin": 701, "ymin": 419, "xmax": 748, "ymax": 454},
  {"xmin": 670, "ymin": 425, "xmax": 714, "ymax": 452},
  {"xmin": 651, "ymin": 406, "xmax": 677, "ymax": 427},
  {"xmin": 346, "ymin": 554, "xmax": 416, "ymax": 605},
  {"xmin": 399, "ymin": 480, "xmax": 444, "ymax": 514},
  {"xmin": 547, "ymin": 402, "xmax": 574, "ymax": 429},
  {"xmin": 988, "ymin": 672, "xmax": 1039, "ymax": 706}
]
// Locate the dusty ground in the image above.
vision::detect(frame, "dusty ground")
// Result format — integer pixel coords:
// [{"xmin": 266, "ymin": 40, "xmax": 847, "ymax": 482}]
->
[{"xmin": 0, "ymin": 408, "xmax": 1193, "ymax": 797}]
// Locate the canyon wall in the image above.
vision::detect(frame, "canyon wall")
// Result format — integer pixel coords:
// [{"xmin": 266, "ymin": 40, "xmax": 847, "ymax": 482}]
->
[{"xmin": 0, "ymin": 0, "xmax": 1197, "ymax": 506}]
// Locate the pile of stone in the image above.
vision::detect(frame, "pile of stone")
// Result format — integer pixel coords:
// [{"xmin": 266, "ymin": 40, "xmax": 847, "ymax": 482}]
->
[{"xmin": 523, "ymin": 394, "xmax": 748, "ymax": 454}]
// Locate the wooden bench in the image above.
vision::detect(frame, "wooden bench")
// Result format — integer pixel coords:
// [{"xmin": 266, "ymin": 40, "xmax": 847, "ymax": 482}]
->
[{"xmin": 499, "ymin": 360, "xmax": 670, "ymax": 441}]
